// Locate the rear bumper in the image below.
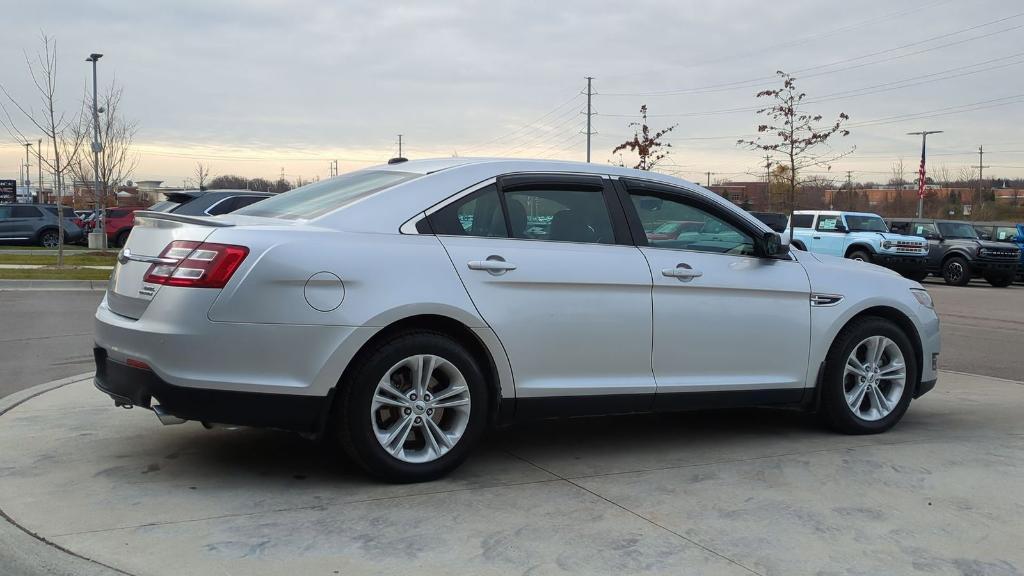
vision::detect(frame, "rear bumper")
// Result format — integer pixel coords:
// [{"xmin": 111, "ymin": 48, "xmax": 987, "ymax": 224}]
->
[
  {"xmin": 94, "ymin": 346, "xmax": 329, "ymax": 432},
  {"xmin": 871, "ymin": 253, "xmax": 928, "ymax": 273}
]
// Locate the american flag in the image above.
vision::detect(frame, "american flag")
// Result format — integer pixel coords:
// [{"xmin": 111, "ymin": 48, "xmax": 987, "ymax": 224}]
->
[{"xmin": 917, "ymin": 151, "xmax": 927, "ymax": 199}]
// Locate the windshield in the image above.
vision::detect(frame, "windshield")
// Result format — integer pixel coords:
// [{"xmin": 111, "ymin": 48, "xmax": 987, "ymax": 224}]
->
[
  {"xmin": 236, "ymin": 170, "xmax": 420, "ymax": 220},
  {"xmin": 937, "ymin": 222, "xmax": 978, "ymax": 239},
  {"xmin": 844, "ymin": 215, "xmax": 888, "ymax": 232}
]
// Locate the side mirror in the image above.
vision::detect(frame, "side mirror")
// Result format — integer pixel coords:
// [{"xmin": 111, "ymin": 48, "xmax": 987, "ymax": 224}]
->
[
  {"xmin": 835, "ymin": 222, "xmax": 849, "ymax": 233},
  {"xmin": 760, "ymin": 231, "xmax": 790, "ymax": 259}
]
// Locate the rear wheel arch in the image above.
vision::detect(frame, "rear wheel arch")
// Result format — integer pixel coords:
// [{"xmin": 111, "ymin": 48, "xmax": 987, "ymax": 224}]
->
[
  {"xmin": 35, "ymin": 226, "xmax": 59, "ymax": 246},
  {"xmin": 329, "ymin": 314, "xmax": 503, "ymax": 430},
  {"xmin": 829, "ymin": 306, "xmax": 923, "ymax": 394},
  {"xmin": 790, "ymin": 239, "xmax": 807, "ymax": 251}
]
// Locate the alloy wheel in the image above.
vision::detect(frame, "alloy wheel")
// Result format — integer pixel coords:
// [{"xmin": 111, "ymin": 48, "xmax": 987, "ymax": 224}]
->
[
  {"xmin": 42, "ymin": 232, "xmax": 59, "ymax": 248},
  {"xmin": 946, "ymin": 261, "xmax": 964, "ymax": 283},
  {"xmin": 370, "ymin": 354, "xmax": 472, "ymax": 463},
  {"xmin": 843, "ymin": 335, "xmax": 906, "ymax": 421}
]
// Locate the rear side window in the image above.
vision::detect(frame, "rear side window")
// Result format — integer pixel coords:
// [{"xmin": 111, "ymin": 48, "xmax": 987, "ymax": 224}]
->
[
  {"xmin": 428, "ymin": 185, "xmax": 507, "ymax": 238},
  {"xmin": 888, "ymin": 220, "xmax": 909, "ymax": 234},
  {"xmin": 230, "ymin": 195, "xmax": 266, "ymax": 211},
  {"xmin": 236, "ymin": 170, "xmax": 419, "ymax": 220},
  {"xmin": 206, "ymin": 196, "xmax": 240, "ymax": 216},
  {"xmin": 505, "ymin": 188, "xmax": 614, "ymax": 244},
  {"xmin": 43, "ymin": 206, "xmax": 76, "ymax": 217},
  {"xmin": 11, "ymin": 206, "xmax": 42, "ymax": 218},
  {"xmin": 791, "ymin": 214, "xmax": 814, "ymax": 228}
]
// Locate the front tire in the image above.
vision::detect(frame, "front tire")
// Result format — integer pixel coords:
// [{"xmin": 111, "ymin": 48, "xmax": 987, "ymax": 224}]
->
[
  {"xmin": 820, "ymin": 317, "xmax": 917, "ymax": 435},
  {"xmin": 335, "ymin": 331, "xmax": 488, "ymax": 482},
  {"xmin": 847, "ymin": 249, "xmax": 871, "ymax": 263},
  {"xmin": 985, "ymin": 274, "xmax": 1014, "ymax": 287},
  {"xmin": 942, "ymin": 256, "xmax": 971, "ymax": 286}
]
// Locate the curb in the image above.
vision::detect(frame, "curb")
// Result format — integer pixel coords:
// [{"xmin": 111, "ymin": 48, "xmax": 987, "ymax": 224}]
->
[
  {"xmin": 0, "ymin": 280, "xmax": 106, "ymax": 291},
  {"xmin": 0, "ymin": 374, "xmax": 132, "ymax": 576}
]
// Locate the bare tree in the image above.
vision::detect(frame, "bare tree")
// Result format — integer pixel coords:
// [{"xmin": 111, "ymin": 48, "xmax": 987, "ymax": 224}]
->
[
  {"xmin": 738, "ymin": 71, "xmax": 852, "ymax": 212},
  {"xmin": 934, "ymin": 164, "xmax": 953, "ymax": 188},
  {"xmin": 612, "ymin": 105, "xmax": 677, "ymax": 171},
  {"xmin": 67, "ymin": 82, "xmax": 139, "ymax": 216},
  {"xmin": 193, "ymin": 162, "xmax": 212, "ymax": 191},
  {"xmin": 889, "ymin": 158, "xmax": 906, "ymax": 189},
  {"xmin": 0, "ymin": 33, "xmax": 84, "ymax": 266}
]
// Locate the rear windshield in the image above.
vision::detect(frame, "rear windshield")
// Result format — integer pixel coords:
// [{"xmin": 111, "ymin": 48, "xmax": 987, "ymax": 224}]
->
[
  {"xmin": 148, "ymin": 200, "xmax": 180, "ymax": 212},
  {"xmin": 236, "ymin": 170, "xmax": 419, "ymax": 220}
]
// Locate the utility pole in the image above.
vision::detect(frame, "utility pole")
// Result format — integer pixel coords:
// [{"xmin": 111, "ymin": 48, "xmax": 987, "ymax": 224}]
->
[
  {"xmin": 37, "ymin": 138, "xmax": 43, "ymax": 203},
  {"xmin": 976, "ymin": 145, "xmax": 990, "ymax": 205},
  {"xmin": 86, "ymin": 53, "xmax": 105, "ymax": 249},
  {"xmin": 705, "ymin": 171, "xmax": 714, "ymax": 187},
  {"xmin": 397, "ymin": 134, "xmax": 403, "ymax": 158},
  {"xmin": 845, "ymin": 171, "xmax": 855, "ymax": 211},
  {"xmin": 907, "ymin": 130, "xmax": 942, "ymax": 219},
  {"xmin": 764, "ymin": 154, "xmax": 772, "ymax": 210},
  {"xmin": 22, "ymin": 143, "xmax": 32, "ymax": 203},
  {"xmin": 584, "ymin": 76, "xmax": 595, "ymax": 163}
]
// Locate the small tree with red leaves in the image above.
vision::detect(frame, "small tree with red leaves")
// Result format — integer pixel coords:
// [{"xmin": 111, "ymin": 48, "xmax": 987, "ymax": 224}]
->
[
  {"xmin": 613, "ymin": 105, "xmax": 677, "ymax": 171},
  {"xmin": 738, "ymin": 71, "xmax": 852, "ymax": 212}
]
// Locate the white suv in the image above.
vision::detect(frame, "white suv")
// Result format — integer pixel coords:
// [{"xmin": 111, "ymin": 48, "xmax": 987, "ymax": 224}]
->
[{"xmin": 94, "ymin": 159, "xmax": 941, "ymax": 482}]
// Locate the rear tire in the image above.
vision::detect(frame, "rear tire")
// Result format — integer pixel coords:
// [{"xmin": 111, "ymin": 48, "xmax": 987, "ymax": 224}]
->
[
  {"xmin": 38, "ymin": 229, "xmax": 59, "ymax": 248},
  {"xmin": 335, "ymin": 331, "xmax": 488, "ymax": 483},
  {"xmin": 903, "ymin": 271, "xmax": 929, "ymax": 282},
  {"xmin": 942, "ymin": 256, "xmax": 971, "ymax": 286},
  {"xmin": 985, "ymin": 274, "xmax": 1013, "ymax": 287},
  {"xmin": 820, "ymin": 317, "xmax": 917, "ymax": 435},
  {"xmin": 115, "ymin": 229, "xmax": 131, "ymax": 247},
  {"xmin": 847, "ymin": 249, "xmax": 871, "ymax": 263}
]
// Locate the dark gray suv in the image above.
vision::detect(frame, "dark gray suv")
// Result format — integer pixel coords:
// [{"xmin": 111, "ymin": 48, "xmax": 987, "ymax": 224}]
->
[
  {"xmin": 888, "ymin": 218, "xmax": 1020, "ymax": 287},
  {"xmin": 0, "ymin": 204, "xmax": 84, "ymax": 247}
]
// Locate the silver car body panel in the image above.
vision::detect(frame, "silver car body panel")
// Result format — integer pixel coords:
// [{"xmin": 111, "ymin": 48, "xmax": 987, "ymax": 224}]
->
[{"xmin": 95, "ymin": 158, "xmax": 939, "ymax": 413}]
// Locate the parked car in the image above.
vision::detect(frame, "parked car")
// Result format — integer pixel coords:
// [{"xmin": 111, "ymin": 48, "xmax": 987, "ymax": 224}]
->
[
  {"xmin": 972, "ymin": 222, "xmax": 1024, "ymax": 281},
  {"xmin": 92, "ymin": 207, "xmax": 147, "ymax": 247},
  {"xmin": 782, "ymin": 210, "xmax": 929, "ymax": 279},
  {"xmin": 888, "ymin": 218, "xmax": 1021, "ymax": 286},
  {"xmin": 0, "ymin": 203, "xmax": 84, "ymax": 246},
  {"xmin": 749, "ymin": 211, "xmax": 788, "ymax": 233},
  {"xmin": 148, "ymin": 190, "xmax": 272, "ymax": 216},
  {"xmin": 95, "ymin": 159, "xmax": 941, "ymax": 482}
]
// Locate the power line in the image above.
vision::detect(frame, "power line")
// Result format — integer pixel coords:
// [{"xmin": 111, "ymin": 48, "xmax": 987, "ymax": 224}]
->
[
  {"xmin": 459, "ymin": 92, "xmax": 584, "ymax": 154},
  {"xmin": 601, "ymin": 11, "xmax": 1024, "ymax": 97}
]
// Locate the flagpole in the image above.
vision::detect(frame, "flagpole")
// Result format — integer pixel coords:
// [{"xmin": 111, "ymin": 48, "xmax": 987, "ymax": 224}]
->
[{"xmin": 907, "ymin": 130, "xmax": 943, "ymax": 218}]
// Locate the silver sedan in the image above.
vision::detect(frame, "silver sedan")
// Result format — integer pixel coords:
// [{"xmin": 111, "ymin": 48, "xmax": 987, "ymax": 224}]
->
[{"xmin": 94, "ymin": 158, "xmax": 941, "ymax": 482}]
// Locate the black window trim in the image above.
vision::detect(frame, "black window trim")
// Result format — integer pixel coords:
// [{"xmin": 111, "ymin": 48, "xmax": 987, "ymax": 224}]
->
[
  {"xmin": 412, "ymin": 173, "xmax": 634, "ymax": 247},
  {"xmin": 614, "ymin": 177, "xmax": 789, "ymax": 260}
]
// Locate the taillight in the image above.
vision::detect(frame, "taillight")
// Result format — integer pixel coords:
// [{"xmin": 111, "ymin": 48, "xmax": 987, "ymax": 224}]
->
[{"xmin": 143, "ymin": 240, "xmax": 249, "ymax": 288}]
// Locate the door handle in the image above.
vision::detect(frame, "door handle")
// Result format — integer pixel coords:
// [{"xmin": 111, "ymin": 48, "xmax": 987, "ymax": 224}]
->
[
  {"xmin": 661, "ymin": 263, "xmax": 703, "ymax": 282},
  {"xmin": 813, "ymin": 236, "xmax": 821, "ymax": 240},
  {"xmin": 468, "ymin": 256, "xmax": 517, "ymax": 274}
]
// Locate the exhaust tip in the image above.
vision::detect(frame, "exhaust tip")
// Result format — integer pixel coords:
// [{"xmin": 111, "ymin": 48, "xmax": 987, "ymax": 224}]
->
[{"xmin": 153, "ymin": 405, "xmax": 186, "ymax": 426}]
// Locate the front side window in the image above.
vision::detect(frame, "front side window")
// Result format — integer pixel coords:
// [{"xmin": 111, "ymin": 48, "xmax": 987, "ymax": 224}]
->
[
  {"xmin": 994, "ymin": 226, "xmax": 1020, "ymax": 241},
  {"xmin": 504, "ymin": 188, "xmax": 614, "ymax": 244},
  {"xmin": 889, "ymin": 220, "xmax": 909, "ymax": 234},
  {"xmin": 629, "ymin": 192, "xmax": 754, "ymax": 256},
  {"xmin": 428, "ymin": 184, "xmax": 507, "ymax": 238},
  {"xmin": 845, "ymin": 215, "xmax": 888, "ymax": 232},
  {"xmin": 815, "ymin": 215, "xmax": 841, "ymax": 231},
  {"xmin": 236, "ymin": 170, "xmax": 419, "ymax": 220},
  {"xmin": 937, "ymin": 222, "xmax": 977, "ymax": 239}
]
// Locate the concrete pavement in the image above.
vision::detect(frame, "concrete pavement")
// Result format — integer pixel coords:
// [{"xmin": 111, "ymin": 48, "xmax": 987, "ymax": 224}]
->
[{"xmin": 1, "ymin": 370, "xmax": 1022, "ymax": 575}]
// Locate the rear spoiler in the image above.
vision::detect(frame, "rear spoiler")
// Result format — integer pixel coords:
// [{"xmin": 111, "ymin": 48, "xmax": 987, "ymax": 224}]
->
[{"xmin": 132, "ymin": 211, "xmax": 235, "ymax": 228}]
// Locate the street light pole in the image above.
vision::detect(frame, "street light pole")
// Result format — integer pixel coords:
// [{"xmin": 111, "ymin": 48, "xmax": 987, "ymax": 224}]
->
[
  {"xmin": 907, "ymin": 130, "xmax": 942, "ymax": 219},
  {"xmin": 86, "ymin": 53, "xmax": 105, "ymax": 249}
]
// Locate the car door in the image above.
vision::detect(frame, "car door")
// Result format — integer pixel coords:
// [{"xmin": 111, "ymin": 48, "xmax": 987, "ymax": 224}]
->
[
  {"xmin": 617, "ymin": 178, "xmax": 811, "ymax": 407},
  {"xmin": 810, "ymin": 213, "xmax": 847, "ymax": 256},
  {"xmin": 8, "ymin": 206, "xmax": 42, "ymax": 239},
  {"xmin": 429, "ymin": 174, "xmax": 655, "ymax": 414},
  {"xmin": 908, "ymin": 221, "xmax": 943, "ymax": 268}
]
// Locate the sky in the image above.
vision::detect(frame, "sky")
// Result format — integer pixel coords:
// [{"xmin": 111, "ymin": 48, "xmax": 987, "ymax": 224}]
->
[{"xmin": 1, "ymin": 0, "xmax": 1023, "ymax": 189}]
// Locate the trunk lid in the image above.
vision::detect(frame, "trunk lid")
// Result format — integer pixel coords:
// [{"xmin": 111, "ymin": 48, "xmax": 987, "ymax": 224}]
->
[{"xmin": 106, "ymin": 212, "xmax": 228, "ymax": 319}]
